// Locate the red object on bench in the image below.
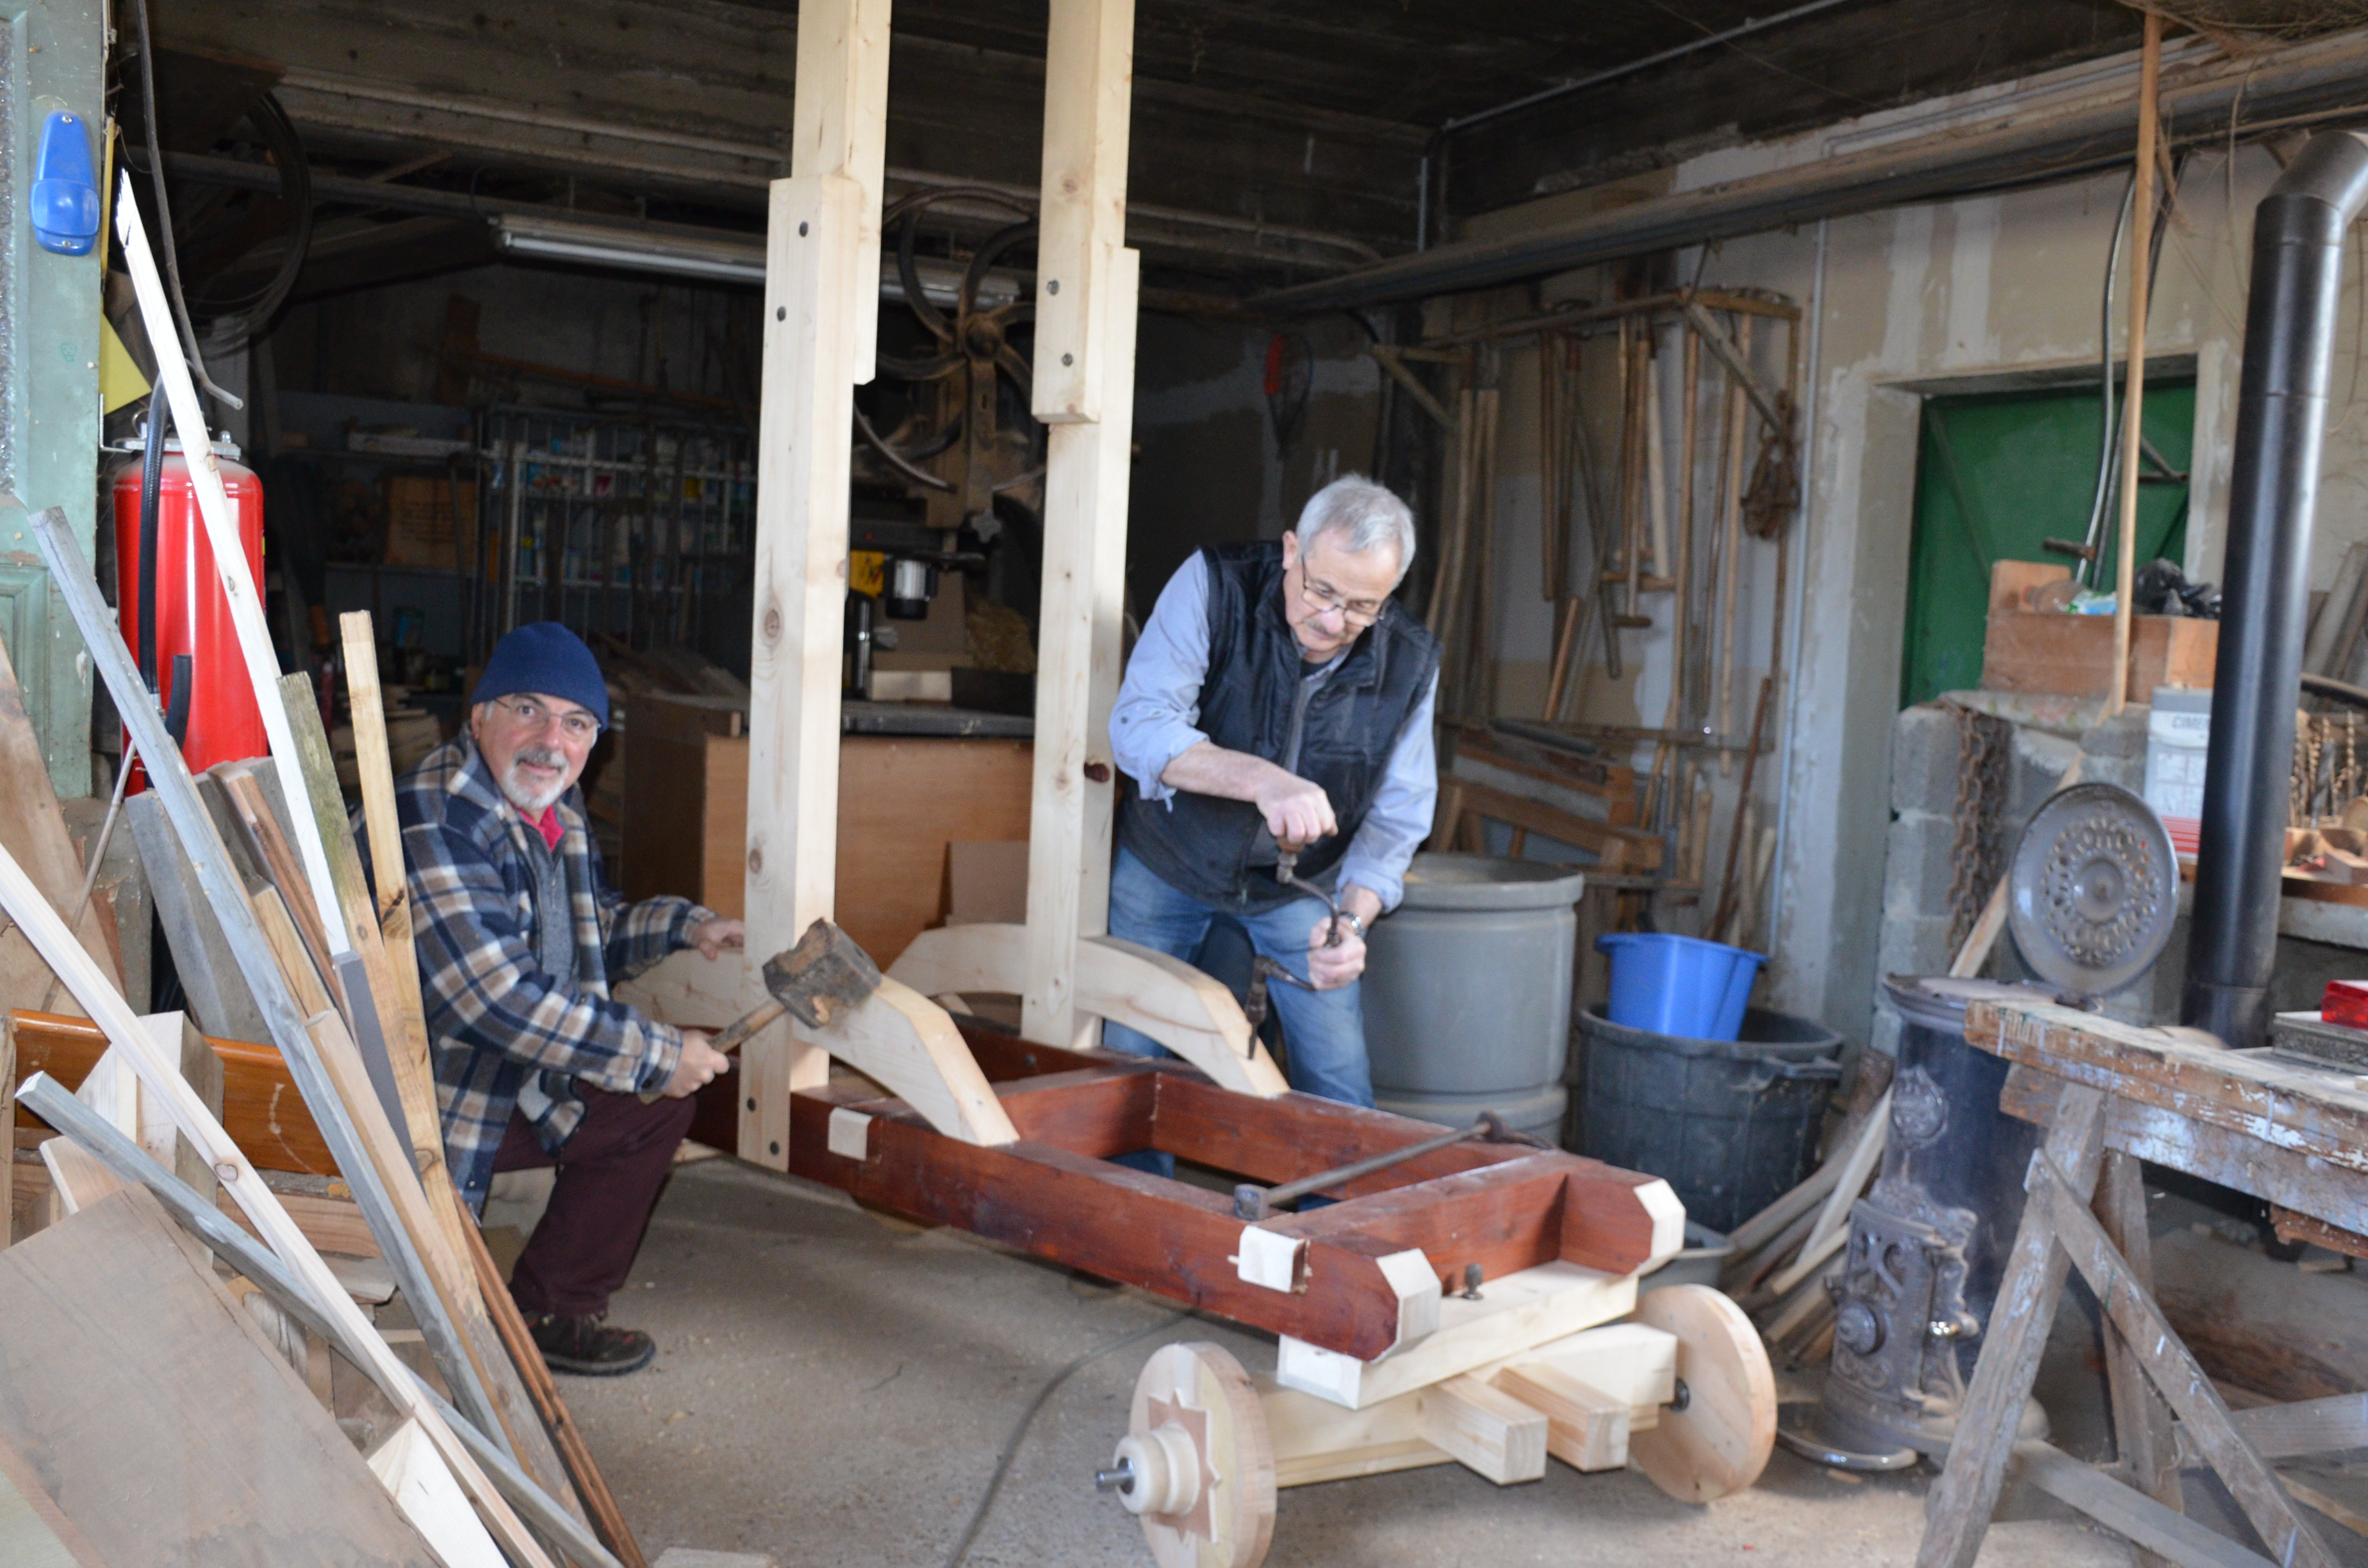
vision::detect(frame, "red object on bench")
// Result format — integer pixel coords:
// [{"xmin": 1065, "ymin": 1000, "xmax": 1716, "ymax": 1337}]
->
[{"xmin": 2324, "ymin": 980, "xmax": 2368, "ymax": 1029}]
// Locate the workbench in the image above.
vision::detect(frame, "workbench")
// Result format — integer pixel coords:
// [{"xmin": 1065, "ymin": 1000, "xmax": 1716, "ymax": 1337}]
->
[{"xmin": 1918, "ymin": 997, "xmax": 2368, "ymax": 1568}]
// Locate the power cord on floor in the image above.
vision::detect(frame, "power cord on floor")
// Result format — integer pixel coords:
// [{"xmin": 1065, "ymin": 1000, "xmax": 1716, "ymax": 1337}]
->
[{"xmin": 941, "ymin": 1307, "xmax": 1193, "ymax": 1568}]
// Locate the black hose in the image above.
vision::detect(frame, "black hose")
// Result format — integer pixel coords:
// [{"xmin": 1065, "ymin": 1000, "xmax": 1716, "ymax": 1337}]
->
[
  {"xmin": 192, "ymin": 94, "xmax": 313, "ymax": 342},
  {"xmin": 127, "ymin": 0, "xmax": 238, "ymax": 411},
  {"xmin": 136, "ymin": 409, "xmax": 165, "ymax": 691}
]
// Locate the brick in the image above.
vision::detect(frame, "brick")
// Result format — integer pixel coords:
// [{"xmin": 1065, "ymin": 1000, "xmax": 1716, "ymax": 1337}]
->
[{"xmin": 1891, "ymin": 704, "xmax": 1962, "ymax": 817}]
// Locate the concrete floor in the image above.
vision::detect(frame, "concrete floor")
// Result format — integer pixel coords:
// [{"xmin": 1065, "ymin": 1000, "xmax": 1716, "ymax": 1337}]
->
[{"xmin": 557, "ymin": 1157, "xmax": 2139, "ymax": 1568}]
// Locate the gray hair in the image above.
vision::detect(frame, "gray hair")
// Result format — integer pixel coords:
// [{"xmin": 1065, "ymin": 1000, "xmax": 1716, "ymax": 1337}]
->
[{"xmin": 1294, "ymin": 475, "xmax": 1416, "ymax": 584}]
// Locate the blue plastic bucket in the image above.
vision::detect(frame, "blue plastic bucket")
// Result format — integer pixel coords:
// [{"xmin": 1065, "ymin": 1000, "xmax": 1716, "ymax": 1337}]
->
[{"xmin": 1595, "ymin": 933, "xmax": 1767, "ymax": 1041}]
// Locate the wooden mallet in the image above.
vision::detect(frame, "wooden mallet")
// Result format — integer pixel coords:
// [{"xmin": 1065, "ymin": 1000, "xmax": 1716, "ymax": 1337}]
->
[{"xmin": 639, "ymin": 918, "xmax": 881, "ymax": 1100}]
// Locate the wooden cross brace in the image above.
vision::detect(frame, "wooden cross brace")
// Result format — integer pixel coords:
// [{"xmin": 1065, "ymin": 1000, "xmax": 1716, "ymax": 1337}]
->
[{"xmin": 1918, "ymin": 1082, "xmax": 2338, "ymax": 1568}]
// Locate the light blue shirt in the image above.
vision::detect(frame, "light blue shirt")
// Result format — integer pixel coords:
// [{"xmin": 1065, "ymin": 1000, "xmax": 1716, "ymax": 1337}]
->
[{"xmin": 1109, "ymin": 553, "xmax": 1439, "ymax": 911}]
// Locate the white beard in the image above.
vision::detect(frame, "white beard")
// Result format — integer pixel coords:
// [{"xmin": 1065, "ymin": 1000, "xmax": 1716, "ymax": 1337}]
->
[{"xmin": 501, "ymin": 748, "xmax": 571, "ymax": 813}]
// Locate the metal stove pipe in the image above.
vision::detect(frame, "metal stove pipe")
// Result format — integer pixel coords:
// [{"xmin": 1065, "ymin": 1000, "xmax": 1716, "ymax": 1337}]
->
[{"xmin": 2185, "ymin": 130, "xmax": 2368, "ymax": 1047}]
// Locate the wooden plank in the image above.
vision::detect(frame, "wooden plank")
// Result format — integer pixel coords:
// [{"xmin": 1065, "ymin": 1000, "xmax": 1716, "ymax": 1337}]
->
[
  {"xmin": 1493, "ymin": 1362, "xmax": 1631, "ymax": 1471},
  {"xmin": 1274, "ymin": 1259, "xmax": 1635, "ymax": 1410},
  {"xmin": 2228, "ymin": 1394, "xmax": 2368, "ymax": 1460},
  {"xmin": 2099, "ymin": 1148, "xmax": 2182, "ymax": 1567},
  {"xmin": 0, "ymin": 1427, "xmax": 119, "ymax": 1567},
  {"xmin": 458, "ymin": 1205, "xmax": 648, "ymax": 1567},
  {"xmin": 214, "ymin": 764, "xmax": 341, "ymax": 1007},
  {"xmin": 0, "ymin": 1189, "xmax": 440, "ymax": 1567},
  {"xmin": 17, "ymin": 510, "xmax": 550, "ymax": 1565},
  {"xmin": 742, "ymin": 167, "xmax": 868, "ymax": 1168},
  {"xmin": 1258, "ymin": 1375, "xmax": 1454, "ymax": 1488},
  {"xmin": 2030, "ymin": 1154, "xmax": 2337, "ymax": 1568},
  {"xmin": 1972, "ymin": 999, "xmax": 2368, "ymax": 1182},
  {"xmin": 365, "ymin": 1419, "xmax": 507, "ymax": 1568},
  {"xmin": 791, "ymin": 1086, "xmax": 1435, "ymax": 1360},
  {"xmin": 1979, "ymin": 607, "xmax": 2217, "ymax": 703},
  {"xmin": 2012, "ymin": 1441, "xmax": 2275, "ymax": 1568},
  {"xmin": 119, "ymin": 184, "xmax": 347, "ymax": 952},
  {"xmin": 1416, "ymin": 1373, "xmax": 1549, "ymax": 1483},
  {"xmin": 1022, "ymin": 249, "xmax": 1140, "ymax": 1048},
  {"xmin": 126, "ymin": 791, "xmax": 271, "ymax": 1044},
  {"xmin": 12, "ymin": 1010, "xmax": 334, "ymax": 1176},
  {"xmin": 333, "ymin": 621, "xmax": 448, "ymax": 1173},
  {"xmin": 787, "ymin": 0, "xmax": 889, "ymax": 385},
  {"xmin": 0, "ymin": 1017, "xmax": 11, "ymax": 1248},
  {"xmin": 0, "ymin": 635, "xmax": 119, "ymax": 1014},
  {"xmin": 891, "ymin": 923, "xmax": 1288, "ymax": 1096},
  {"xmin": 1918, "ymin": 1083, "xmax": 2108, "ymax": 1568},
  {"xmin": 746, "ymin": 0, "xmax": 891, "ymax": 1165},
  {"xmin": 1031, "ymin": 0, "xmax": 1133, "ymax": 424},
  {"xmin": 1998, "ymin": 1063, "xmax": 2368, "ymax": 1235}
]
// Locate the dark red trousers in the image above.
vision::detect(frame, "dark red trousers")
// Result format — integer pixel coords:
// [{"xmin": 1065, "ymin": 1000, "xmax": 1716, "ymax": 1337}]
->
[{"xmin": 491, "ymin": 1086, "xmax": 696, "ymax": 1319}]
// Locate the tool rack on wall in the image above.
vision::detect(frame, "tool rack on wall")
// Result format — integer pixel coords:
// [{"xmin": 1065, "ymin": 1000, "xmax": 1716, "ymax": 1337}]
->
[{"xmin": 474, "ymin": 407, "xmax": 757, "ymax": 663}]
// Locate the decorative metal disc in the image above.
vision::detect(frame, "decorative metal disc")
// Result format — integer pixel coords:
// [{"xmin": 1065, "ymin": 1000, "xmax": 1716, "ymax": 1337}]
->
[{"xmin": 2006, "ymin": 781, "xmax": 2178, "ymax": 997}]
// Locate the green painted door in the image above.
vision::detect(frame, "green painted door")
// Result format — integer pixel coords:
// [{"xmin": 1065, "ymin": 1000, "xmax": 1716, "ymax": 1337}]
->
[{"xmin": 1900, "ymin": 380, "xmax": 2196, "ymax": 710}]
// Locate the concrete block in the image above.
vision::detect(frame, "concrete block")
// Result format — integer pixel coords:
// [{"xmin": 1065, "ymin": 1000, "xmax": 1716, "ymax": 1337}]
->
[
  {"xmin": 1878, "ymin": 912, "xmax": 1957, "ymax": 981},
  {"xmin": 1882, "ymin": 810, "xmax": 1958, "ymax": 917},
  {"xmin": 2080, "ymin": 705, "xmax": 2151, "ymax": 760},
  {"xmin": 1891, "ymin": 704, "xmax": 1961, "ymax": 817},
  {"xmin": 2010, "ymin": 727, "xmax": 2082, "ymax": 819}
]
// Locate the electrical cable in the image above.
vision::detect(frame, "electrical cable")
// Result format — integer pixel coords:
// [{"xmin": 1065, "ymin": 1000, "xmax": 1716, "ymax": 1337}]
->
[
  {"xmin": 940, "ymin": 1307, "xmax": 1191, "ymax": 1568},
  {"xmin": 2080, "ymin": 152, "xmax": 2187, "ymax": 587},
  {"xmin": 127, "ymin": 0, "xmax": 242, "ymax": 411},
  {"xmin": 188, "ymin": 93, "xmax": 314, "ymax": 342}
]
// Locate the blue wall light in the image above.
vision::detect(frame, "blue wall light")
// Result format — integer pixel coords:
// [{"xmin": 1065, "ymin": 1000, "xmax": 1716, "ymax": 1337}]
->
[{"xmin": 32, "ymin": 110, "xmax": 101, "ymax": 256}]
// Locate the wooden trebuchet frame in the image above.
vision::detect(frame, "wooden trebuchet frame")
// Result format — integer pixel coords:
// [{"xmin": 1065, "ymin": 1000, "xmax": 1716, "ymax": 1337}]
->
[
  {"xmin": 790, "ymin": 1021, "xmax": 1682, "ymax": 1362},
  {"xmin": 891, "ymin": 923, "xmax": 1289, "ymax": 1098}
]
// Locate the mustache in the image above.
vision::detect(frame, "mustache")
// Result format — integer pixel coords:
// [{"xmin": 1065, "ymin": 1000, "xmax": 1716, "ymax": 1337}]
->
[{"xmin": 514, "ymin": 746, "xmax": 567, "ymax": 770}]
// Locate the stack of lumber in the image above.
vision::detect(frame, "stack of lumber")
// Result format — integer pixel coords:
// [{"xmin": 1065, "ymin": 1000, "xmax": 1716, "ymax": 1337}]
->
[
  {"xmin": 1717, "ymin": 1053, "xmax": 1895, "ymax": 1366},
  {"xmin": 0, "ymin": 582, "xmax": 646, "ymax": 1566}
]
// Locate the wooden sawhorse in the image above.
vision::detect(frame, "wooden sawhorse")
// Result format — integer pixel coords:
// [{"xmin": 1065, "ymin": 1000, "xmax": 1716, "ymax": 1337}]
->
[{"xmin": 1919, "ymin": 997, "xmax": 2368, "ymax": 1568}]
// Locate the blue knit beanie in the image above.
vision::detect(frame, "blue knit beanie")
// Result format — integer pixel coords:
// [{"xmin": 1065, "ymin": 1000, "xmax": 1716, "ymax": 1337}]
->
[{"xmin": 472, "ymin": 623, "xmax": 610, "ymax": 728}]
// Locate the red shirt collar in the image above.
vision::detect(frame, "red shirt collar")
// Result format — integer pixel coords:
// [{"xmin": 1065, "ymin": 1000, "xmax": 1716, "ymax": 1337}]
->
[{"xmin": 528, "ymin": 804, "xmax": 564, "ymax": 851}]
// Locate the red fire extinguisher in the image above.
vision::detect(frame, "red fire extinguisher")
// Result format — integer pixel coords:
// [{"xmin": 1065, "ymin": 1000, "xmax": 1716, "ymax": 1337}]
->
[{"xmin": 110, "ymin": 422, "xmax": 269, "ymax": 788}]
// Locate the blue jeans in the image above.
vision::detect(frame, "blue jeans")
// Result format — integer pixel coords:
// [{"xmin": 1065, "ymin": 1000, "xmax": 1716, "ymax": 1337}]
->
[{"xmin": 1103, "ymin": 846, "xmax": 1374, "ymax": 1107}]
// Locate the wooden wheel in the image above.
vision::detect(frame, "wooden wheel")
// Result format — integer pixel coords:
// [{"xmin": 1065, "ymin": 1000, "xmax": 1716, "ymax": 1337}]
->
[
  {"xmin": 1628, "ymin": 1285, "xmax": 1777, "ymax": 1503},
  {"xmin": 1114, "ymin": 1342, "xmax": 1277, "ymax": 1568}
]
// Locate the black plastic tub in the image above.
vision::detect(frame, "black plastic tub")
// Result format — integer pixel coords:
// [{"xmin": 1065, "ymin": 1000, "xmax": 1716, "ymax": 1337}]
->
[{"xmin": 1575, "ymin": 1006, "xmax": 1845, "ymax": 1233}]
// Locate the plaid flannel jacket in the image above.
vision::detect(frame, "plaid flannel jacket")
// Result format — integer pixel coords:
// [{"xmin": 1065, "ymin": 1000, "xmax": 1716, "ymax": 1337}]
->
[{"xmin": 394, "ymin": 735, "xmax": 708, "ymax": 1211}]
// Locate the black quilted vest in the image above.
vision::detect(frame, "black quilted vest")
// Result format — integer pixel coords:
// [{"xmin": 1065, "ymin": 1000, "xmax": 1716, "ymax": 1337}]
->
[{"xmin": 1117, "ymin": 541, "xmax": 1440, "ymax": 911}]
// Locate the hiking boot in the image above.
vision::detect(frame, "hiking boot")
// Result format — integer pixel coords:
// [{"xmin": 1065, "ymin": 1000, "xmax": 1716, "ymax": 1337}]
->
[{"xmin": 525, "ymin": 1313, "xmax": 656, "ymax": 1376}]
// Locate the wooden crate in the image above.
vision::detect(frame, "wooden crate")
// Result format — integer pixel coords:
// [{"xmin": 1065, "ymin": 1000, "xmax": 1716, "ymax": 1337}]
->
[
  {"xmin": 621, "ymin": 690, "xmax": 1035, "ymax": 965},
  {"xmin": 1979, "ymin": 561, "xmax": 2217, "ymax": 701}
]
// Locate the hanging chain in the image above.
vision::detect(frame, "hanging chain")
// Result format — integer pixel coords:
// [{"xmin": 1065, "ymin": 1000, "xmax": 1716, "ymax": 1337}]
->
[{"xmin": 1944, "ymin": 701, "xmax": 2013, "ymax": 952}]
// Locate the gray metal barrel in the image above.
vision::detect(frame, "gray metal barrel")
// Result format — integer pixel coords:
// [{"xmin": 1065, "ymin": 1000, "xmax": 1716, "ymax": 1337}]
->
[{"xmin": 1361, "ymin": 853, "xmax": 1588, "ymax": 1141}]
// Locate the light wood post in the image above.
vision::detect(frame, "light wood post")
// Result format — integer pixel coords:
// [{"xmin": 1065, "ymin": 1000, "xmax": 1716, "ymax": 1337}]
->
[
  {"xmin": 1021, "ymin": 0, "xmax": 1139, "ymax": 1048},
  {"xmin": 2107, "ymin": 10, "xmax": 2162, "ymax": 718},
  {"xmin": 743, "ymin": 0, "xmax": 891, "ymax": 1167}
]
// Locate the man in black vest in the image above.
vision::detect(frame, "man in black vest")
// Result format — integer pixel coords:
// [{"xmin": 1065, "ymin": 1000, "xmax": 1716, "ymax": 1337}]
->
[{"xmin": 1107, "ymin": 476, "xmax": 1440, "ymax": 1105}]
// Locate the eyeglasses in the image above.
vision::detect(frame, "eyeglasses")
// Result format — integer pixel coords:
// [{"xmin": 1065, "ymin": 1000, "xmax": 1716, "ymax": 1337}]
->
[
  {"xmin": 494, "ymin": 696, "xmax": 600, "ymax": 742},
  {"xmin": 1298, "ymin": 573, "xmax": 1386, "ymax": 628}
]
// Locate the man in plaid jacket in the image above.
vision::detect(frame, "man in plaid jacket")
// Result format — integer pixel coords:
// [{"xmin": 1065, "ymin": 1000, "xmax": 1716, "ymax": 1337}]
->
[{"xmin": 396, "ymin": 622, "xmax": 736, "ymax": 1375}]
